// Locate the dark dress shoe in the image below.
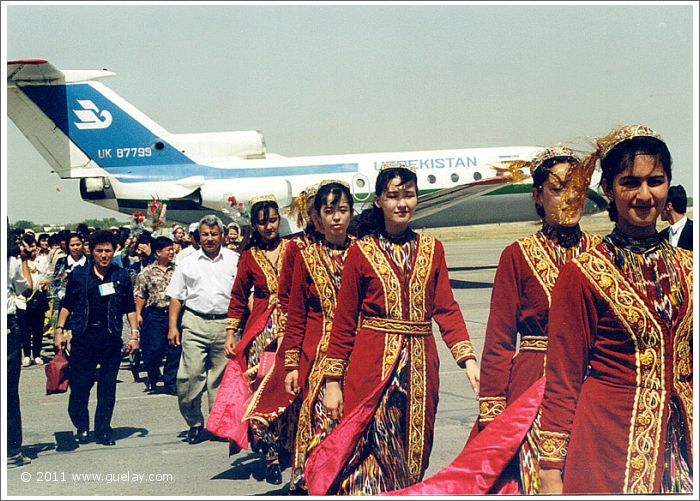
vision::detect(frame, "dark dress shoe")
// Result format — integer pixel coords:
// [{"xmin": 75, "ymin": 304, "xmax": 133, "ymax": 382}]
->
[
  {"xmin": 187, "ymin": 426, "xmax": 204, "ymax": 445},
  {"xmin": 161, "ymin": 385, "xmax": 177, "ymax": 396},
  {"xmin": 96, "ymin": 432, "xmax": 116, "ymax": 446},
  {"xmin": 265, "ymin": 463, "xmax": 282, "ymax": 485},
  {"xmin": 75, "ymin": 430, "xmax": 90, "ymax": 444}
]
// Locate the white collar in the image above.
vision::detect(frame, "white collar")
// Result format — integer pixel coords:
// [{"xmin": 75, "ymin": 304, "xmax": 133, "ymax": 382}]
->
[
  {"xmin": 197, "ymin": 247, "xmax": 225, "ymax": 262},
  {"xmin": 67, "ymin": 254, "xmax": 86, "ymax": 267},
  {"xmin": 670, "ymin": 216, "xmax": 688, "ymax": 234}
]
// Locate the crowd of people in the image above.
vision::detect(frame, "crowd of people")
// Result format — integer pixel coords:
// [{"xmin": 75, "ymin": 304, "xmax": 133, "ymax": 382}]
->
[{"xmin": 5, "ymin": 123, "xmax": 693, "ymax": 495}]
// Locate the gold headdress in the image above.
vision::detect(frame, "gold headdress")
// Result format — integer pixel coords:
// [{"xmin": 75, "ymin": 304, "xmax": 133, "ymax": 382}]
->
[
  {"xmin": 595, "ymin": 124, "xmax": 662, "ymax": 160},
  {"xmin": 248, "ymin": 194, "xmax": 277, "ymax": 208},
  {"xmin": 317, "ymin": 179, "xmax": 350, "ymax": 189},
  {"xmin": 379, "ymin": 161, "xmax": 416, "ymax": 172},
  {"xmin": 286, "ymin": 184, "xmax": 319, "ymax": 228},
  {"xmin": 529, "ymin": 145, "xmax": 581, "ymax": 177}
]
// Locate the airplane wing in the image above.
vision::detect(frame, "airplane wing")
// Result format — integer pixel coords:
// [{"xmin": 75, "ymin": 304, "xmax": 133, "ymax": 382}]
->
[{"xmin": 413, "ymin": 175, "xmax": 523, "ymax": 223}]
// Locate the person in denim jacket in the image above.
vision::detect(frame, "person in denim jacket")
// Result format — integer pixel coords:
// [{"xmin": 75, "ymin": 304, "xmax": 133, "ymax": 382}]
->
[{"xmin": 55, "ymin": 230, "xmax": 140, "ymax": 447}]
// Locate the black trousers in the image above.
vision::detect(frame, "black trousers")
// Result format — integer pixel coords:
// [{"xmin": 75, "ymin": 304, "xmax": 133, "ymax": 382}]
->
[
  {"xmin": 7, "ymin": 314, "xmax": 23, "ymax": 456},
  {"xmin": 141, "ymin": 307, "xmax": 181, "ymax": 388},
  {"xmin": 68, "ymin": 328, "xmax": 122, "ymax": 435},
  {"xmin": 17, "ymin": 305, "xmax": 46, "ymax": 359}
]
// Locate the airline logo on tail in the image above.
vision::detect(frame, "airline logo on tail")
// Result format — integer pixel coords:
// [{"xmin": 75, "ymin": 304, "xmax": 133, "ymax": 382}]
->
[{"xmin": 73, "ymin": 99, "xmax": 113, "ymax": 130}]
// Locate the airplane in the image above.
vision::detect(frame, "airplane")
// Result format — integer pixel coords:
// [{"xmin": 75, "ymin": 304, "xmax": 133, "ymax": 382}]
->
[{"xmin": 7, "ymin": 59, "xmax": 607, "ymax": 234}]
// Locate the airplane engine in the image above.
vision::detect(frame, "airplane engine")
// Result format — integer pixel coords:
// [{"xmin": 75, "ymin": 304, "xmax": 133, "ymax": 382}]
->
[
  {"xmin": 80, "ymin": 176, "xmax": 115, "ymax": 200},
  {"xmin": 168, "ymin": 130, "xmax": 267, "ymax": 162}
]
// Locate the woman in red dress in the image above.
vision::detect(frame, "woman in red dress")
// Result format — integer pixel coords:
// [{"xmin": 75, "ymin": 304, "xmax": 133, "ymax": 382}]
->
[
  {"xmin": 477, "ymin": 145, "xmax": 602, "ymax": 493},
  {"xmin": 277, "ymin": 183, "xmax": 322, "ymax": 332},
  {"xmin": 306, "ymin": 165, "xmax": 480, "ymax": 495},
  {"xmin": 279, "ymin": 180, "xmax": 355, "ymax": 493},
  {"xmin": 223, "ymin": 194, "xmax": 290, "ymax": 485},
  {"xmin": 233, "ymin": 185, "xmax": 323, "ymax": 484},
  {"xmin": 538, "ymin": 125, "xmax": 693, "ymax": 494}
]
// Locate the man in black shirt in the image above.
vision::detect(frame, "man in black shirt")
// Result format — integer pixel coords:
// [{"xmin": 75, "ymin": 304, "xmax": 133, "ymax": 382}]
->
[{"xmin": 56, "ymin": 231, "xmax": 140, "ymax": 446}]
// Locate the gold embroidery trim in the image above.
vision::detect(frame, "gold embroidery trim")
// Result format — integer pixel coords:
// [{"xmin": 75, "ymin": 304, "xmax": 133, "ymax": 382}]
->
[
  {"xmin": 407, "ymin": 336, "xmax": 427, "ymax": 483},
  {"xmin": 284, "ymin": 350, "xmax": 300, "ymax": 368},
  {"xmin": 450, "ymin": 340, "xmax": 476, "ymax": 363},
  {"xmin": 358, "ymin": 237, "xmax": 403, "ymax": 320},
  {"xmin": 520, "ymin": 335, "xmax": 548, "ymax": 352},
  {"xmin": 321, "ymin": 357, "xmax": 347, "ymax": 378},
  {"xmin": 672, "ymin": 248, "xmax": 693, "ymax": 438},
  {"xmin": 251, "ymin": 239, "xmax": 289, "ymax": 297},
  {"xmin": 362, "ymin": 317, "xmax": 432, "ymax": 336},
  {"xmin": 358, "ymin": 237, "xmax": 404, "ymax": 380},
  {"xmin": 478, "ymin": 396, "xmax": 506, "ymax": 423},
  {"xmin": 538, "ymin": 430, "xmax": 569, "ymax": 463},
  {"xmin": 518, "ymin": 234, "xmax": 559, "ymax": 304},
  {"xmin": 294, "ymin": 242, "xmax": 347, "ymax": 461},
  {"xmin": 576, "ymin": 250, "xmax": 665, "ymax": 494},
  {"xmin": 226, "ymin": 317, "xmax": 240, "ymax": 331},
  {"xmin": 409, "ymin": 236, "xmax": 435, "ymax": 322}
]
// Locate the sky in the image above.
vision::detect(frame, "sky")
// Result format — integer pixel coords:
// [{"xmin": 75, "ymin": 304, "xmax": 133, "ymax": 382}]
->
[{"xmin": 3, "ymin": 1, "xmax": 697, "ymax": 225}]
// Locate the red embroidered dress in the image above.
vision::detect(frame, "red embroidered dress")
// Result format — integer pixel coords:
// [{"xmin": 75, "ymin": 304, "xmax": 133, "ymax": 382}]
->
[
  {"xmin": 226, "ymin": 239, "xmax": 290, "ymax": 455},
  {"xmin": 276, "ymin": 238, "xmax": 354, "ymax": 491},
  {"xmin": 306, "ymin": 231, "xmax": 477, "ymax": 495},
  {"xmin": 477, "ymin": 225, "xmax": 602, "ymax": 493},
  {"xmin": 538, "ymin": 229, "xmax": 693, "ymax": 494}
]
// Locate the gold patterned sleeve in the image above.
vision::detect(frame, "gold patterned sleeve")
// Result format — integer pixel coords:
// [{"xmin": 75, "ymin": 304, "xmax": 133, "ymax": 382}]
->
[
  {"xmin": 537, "ymin": 429, "xmax": 570, "ymax": 470},
  {"xmin": 450, "ymin": 340, "xmax": 477, "ymax": 365},
  {"xmin": 478, "ymin": 396, "xmax": 506, "ymax": 427},
  {"xmin": 320, "ymin": 357, "xmax": 348, "ymax": 381},
  {"xmin": 284, "ymin": 349, "xmax": 301, "ymax": 370},
  {"xmin": 226, "ymin": 317, "xmax": 240, "ymax": 331}
]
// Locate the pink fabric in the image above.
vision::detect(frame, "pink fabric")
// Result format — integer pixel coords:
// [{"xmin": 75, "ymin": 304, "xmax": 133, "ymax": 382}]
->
[
  {"xmin": 305, "ymin": 364, "xmax": 396, "ymax": 495},
  {"xmin": 383, "ymin": 376, "xmax": 546, "ymax": 495},
  {"xmin": 205, "ymin": 359, "xmax": 250, "ymax": 449}
]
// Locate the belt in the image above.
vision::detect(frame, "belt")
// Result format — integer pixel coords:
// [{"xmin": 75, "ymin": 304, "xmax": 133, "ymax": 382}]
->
[
  {"xmin": 361, "ymin": 317, "xmax": 432, "ymax": 336},
  {"xmin": 184, "ymin": 306, "xmax": 228, "ymax": 320},
  {"xmin": 520, "ymin": 335, "xmax": 547, "ymax": 352},
  {"xmin": 146, "ymin": 305, "xmax": 169, "ymax": 312}
]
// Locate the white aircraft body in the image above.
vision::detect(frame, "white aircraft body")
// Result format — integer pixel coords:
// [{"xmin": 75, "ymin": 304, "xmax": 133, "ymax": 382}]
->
[{"xmin": 7, "ymin": 59, "xmax": 607, "ymax": 233}]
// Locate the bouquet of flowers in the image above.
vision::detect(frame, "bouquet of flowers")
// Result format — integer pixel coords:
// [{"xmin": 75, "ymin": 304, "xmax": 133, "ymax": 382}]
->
[
  {"xmin": 222, "ymin": 195, "xmax": 250, "ymax": 223},
  {"xmin": 131, "ymin": 211, "xmax": 146, "ymax": 238},
  {"xmin": 147, "ymin": 198, "xmax": 168, "ymax": 235}
]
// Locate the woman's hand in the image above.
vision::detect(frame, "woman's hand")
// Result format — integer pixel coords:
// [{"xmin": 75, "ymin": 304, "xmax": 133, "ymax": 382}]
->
[
  {"xmin": 323, "ymin": 381, "xmax": 344, "ymax": 420},
  {"xmin": 539, "ymin": 468, "xmax": 563, "ymax": 494},
  {"xmin": 224, "ymin": 329, "xmax": 237, "ymax": 357},
  {"xmin": 285, "ymin": 370, "xmax": 300, "ymax": 394},
  {"xmin": 464, "ymin": 359, "xmax": 480, "ymax": 397}
]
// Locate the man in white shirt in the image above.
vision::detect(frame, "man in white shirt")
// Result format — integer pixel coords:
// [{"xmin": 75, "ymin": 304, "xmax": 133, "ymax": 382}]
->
[
  {"xmin": 166, "ymin": 215, "xmax": 239, "ymax": 444},
  {"xmin": 660, "ymin": 185, "xmax": 693, "ymax": 251}
]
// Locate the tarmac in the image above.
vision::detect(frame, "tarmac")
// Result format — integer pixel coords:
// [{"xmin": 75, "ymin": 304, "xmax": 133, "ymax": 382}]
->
[{"xmin": 2, "ymin": 218, "xmax": 603, "ymax": 497}]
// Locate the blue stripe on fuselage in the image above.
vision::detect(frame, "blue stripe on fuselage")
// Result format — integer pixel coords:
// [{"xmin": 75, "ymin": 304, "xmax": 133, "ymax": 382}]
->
[
  {"xmin": 108, "ymin": 162, "xmax": 359, "ymax": 183},
  {"xmin": 21, "ymin": 83, "xmax": 193, "ymax": 166}
]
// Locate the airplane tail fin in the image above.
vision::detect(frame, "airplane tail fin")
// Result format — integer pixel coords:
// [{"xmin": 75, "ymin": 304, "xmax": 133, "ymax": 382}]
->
[{"xmin": 7, "ymin": 59, "xmax": 193, "ymax": 179}]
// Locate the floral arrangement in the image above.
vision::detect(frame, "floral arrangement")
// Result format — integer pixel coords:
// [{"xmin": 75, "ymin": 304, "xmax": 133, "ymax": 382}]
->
[
  {"xmin": 131, "ymin": 211, "xmax": 146, "ymax": 237},
  {"xmin": 222, "ymin": 195, "xmax": 250, "ymax": 222},
  {"xmin": 147, "ymin": 198, "xmax": 168, "ymax": 235}
]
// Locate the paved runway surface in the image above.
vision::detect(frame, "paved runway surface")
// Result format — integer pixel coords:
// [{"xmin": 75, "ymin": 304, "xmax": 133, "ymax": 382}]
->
[{"xmin": 5, "ymin": 237, "xmax": 514, "ymax": 496}]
